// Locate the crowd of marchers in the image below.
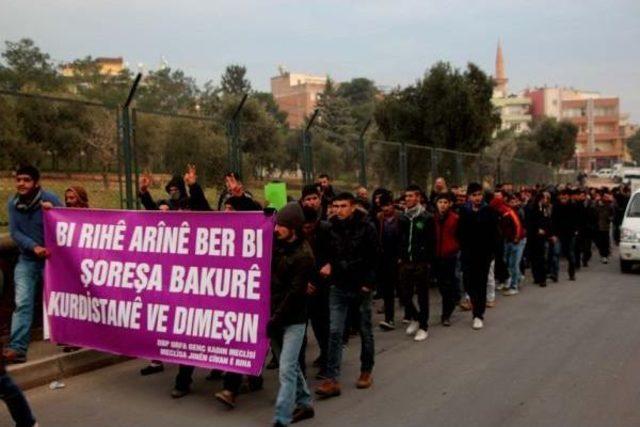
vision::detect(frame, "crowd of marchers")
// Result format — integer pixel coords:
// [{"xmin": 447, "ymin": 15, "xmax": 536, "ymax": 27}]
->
[{"xmin": 1, "ymin": 164, "xmax": 632, "ymax": 427}]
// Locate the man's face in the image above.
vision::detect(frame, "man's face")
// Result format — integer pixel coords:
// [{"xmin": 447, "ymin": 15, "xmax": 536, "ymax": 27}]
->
[
  {"xmin": 65, "ymin": 191, "xmax": 80, "ymax": 208},
  {"xmin": 381, "ymin": 204, "xmax": 395, "ymax": 217},
  {"xmin": 159, "ymin": 204, "xmax": 170, "ymax": 212},
  {"xmin": 274, "ymin": 224, "xmax": 294, "ymax": 241},
  {"xmin": 319, "ymin": 177, "xmax": 329, "ymax": 189},
  {"xmin": 507, "ymin": 198, "xmax": 519, "ymax": 209},
  {"xmin": 15, "ymin": 174, "xmax": 37, "ymax": 196},
  {"xmin": 301, "ymin": 222, "xmax": 316, "ymax": 238},
  {"xmin": 333, "ymin": 199, "xmax": 355, "ymax": 220},
  {"xmin": 436, "ymin": 198, "xmax": 451, "ymax": 215},
  {"xmin": 168, "ymin": 186, "xmax": 180, "ymax": 199},
  {"xmin": 559, "ymin": 194, "xmax": 569, "ymax": 204},
  {"xmin": 225, "ymin": 176, "xmax": 240, "ymax": 192},
  {"xmin": 456, "ymin": 193, "xmax": 467, "ymax": 205},
  {"xmin": 302, "ymin": 194, "xmax": 321, "ymax": 210},
  {"xmin": 469, "ymin": 191, "xmax": 483, "ymax": 206},
  {"xmin": 435, "ymin": 178, "xmax": 446, "ymax": 191},
  {"xmin": 404, "ymin": 191, "xmax": 419, "ymax": 209},
  {"xmin": 356, "ymin": 187, "xmax": 368, "ymax": 200}
]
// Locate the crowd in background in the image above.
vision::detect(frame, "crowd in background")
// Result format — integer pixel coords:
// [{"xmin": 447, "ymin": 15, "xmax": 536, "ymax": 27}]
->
[{"xmin": 2, "ymin": 163, "xmax": 633, "ymax": 427}]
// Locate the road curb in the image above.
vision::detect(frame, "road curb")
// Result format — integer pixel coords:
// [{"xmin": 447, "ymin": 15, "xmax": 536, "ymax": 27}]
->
[{"xmin": 7, "ymin": 349, "xmax": 130, "ymax": 390}]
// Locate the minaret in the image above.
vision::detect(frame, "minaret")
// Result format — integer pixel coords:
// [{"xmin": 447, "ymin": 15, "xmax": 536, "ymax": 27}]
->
[{"xmin": 495, "ymin": 40, "xmax": 508, "ymax": 97}]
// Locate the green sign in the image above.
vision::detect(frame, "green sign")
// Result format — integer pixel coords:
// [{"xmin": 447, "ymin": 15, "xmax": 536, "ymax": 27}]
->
[{"xmin": 265, "ymin": 182, "xmax": 287, "ymax": 210}]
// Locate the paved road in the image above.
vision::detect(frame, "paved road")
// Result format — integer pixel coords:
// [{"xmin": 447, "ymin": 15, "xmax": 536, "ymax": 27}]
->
[{"xmin": 6, "ymin": 253, "xmax": 640, "ymax": 427}]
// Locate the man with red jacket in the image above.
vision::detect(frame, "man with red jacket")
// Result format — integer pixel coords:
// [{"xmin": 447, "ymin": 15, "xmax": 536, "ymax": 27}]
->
[
  {"xmin": 432, "ymin": 193, "xmax": 460, "ymax": 326},
  {"xmin": 490, "ymin": 195, "xmax": 526, "ymax": 296}
]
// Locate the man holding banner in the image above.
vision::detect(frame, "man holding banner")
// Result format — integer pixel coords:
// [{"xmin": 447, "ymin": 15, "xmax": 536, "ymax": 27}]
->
[{"xmin": 269, "ymin": 202, "xmax": 316, "ymax": 426}]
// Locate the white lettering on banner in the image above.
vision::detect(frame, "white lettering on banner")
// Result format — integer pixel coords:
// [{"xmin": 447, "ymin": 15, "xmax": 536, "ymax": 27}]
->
[
  {"xmin": 194, "ymin": 227, "xmax": 236, "ymax": 256},
  {"xmin": 169, "ymin": 265, "xmax": 261, "ymax": 299},
  {"xmin": 47, "ymin": 291, "xmax": 142, "ymax": 330},
  {"xmin": 172, "ymin": 306, "xmax": 258, "ymax": 344},
  {"xmin": 79, "ymin": 259, "xmax": 163, "ymax": 293},
  {"xmin": 55, "ymin": 221, "xmax": 76, "ymax": 247},
  {"xmin": 128, "ymin": 222, "xmax": 190, "ymax": 255},
  {"xmin": 242, "ymin": 229, "xmax": 263, "ymax": 258},
  {"xmin": 77, "ymin": 221, "xmax": 126, "ymax": 251}
]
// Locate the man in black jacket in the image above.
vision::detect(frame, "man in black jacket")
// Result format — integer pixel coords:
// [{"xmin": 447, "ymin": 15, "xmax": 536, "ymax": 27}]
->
[
  {"xmin": 269, "ymin": 202, "xmax": 316, "ymax": 427},
  {"xmin": 398, "ymin": 185, "xmax": 435, "ymax": 342},
  {"xmin": 551, "ymin": 189, "xmax": 578, "ymax": 281},
  {"xmin": 139, "ymin": 164, "xmax": 211, "ymax": 212},
  {"xmin": 458, "ymin": 183, "xmax": 498, "ymax": 330},
  {"xmin": 315, "ymin": 192, "xmax": 379, "ymax": 399}
]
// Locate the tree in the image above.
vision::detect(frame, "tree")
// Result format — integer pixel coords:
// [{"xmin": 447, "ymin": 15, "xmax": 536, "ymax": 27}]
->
[
  {"xmin": 220, "ymin": 65, "xmax": 251, "ymax": 96},
  {"xmin": 83, "ymin": 109, "xmax": 117, "ymax": 188},
  {"xmin": 253, "ymin": 91, "xmax": 288, "ymax": 126},
  {"xmin": 0, "ymin": 38, "xmax": 61, "ymax": 91},
  {"xmin": 530, "ymin": 118, "xmax": 578, "ymax": 167},
  {"xmin": 336, "ymin": 77, "xmax": 379, "ymax": 129},
  {"xmin": 627, "ymin": 130, "xmax": 640, "ymax": 163},
  {"xmin": 136, "ymin": 67, "xmax": 199, "ymax": 113},
  {"xmin": 374, "ymin": 61, "xmax": 500, "ymax": 152}
]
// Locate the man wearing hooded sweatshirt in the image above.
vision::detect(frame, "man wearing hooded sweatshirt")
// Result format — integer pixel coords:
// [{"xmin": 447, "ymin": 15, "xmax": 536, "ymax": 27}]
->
[
  {"xmin": 5, "ymin": 165, "xmax": 62, "ymax": 363},
  {"xmin": 397, "ymin": 185, "xmax": 435, "ymax": 341},
  {"xmin": 269, "ymin": 202, "xmax": 316, "ymax": 427},
  {"xmin": 490, "ymin": 195, "xmax": 526, "ymax": 295},
  {"xmin": 433, "ymin": 192, "xmax": 460, "ymax": 326},
  {"xmin": 315, "ymin": 192, "xmax": 378, "ymax": 399},
  {"xmin": 139, "ymin": 164, "xmax": 211, "ymax": 212},
  {"xmin": 458, "ymin": 182, "xmax": 498, "ymax": 330}
]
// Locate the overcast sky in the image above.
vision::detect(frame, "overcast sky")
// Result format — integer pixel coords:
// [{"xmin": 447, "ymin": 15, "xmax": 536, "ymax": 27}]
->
[{"xmin": 2, "ymin": 0, "xmax": 639, "ymax": 120}]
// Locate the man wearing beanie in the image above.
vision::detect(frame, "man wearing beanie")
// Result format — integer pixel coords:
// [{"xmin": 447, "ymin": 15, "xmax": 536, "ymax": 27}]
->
[
  {"xmin": 458, "ymin": 182, "xmax": 498, "ymax": 330},
  {"xmin": 5, "ymin": 165, "xmax": 62, "ymax": 363},
  {"xmin": 301, "ymin": 184, "xmax": 322, "ymax": 217},
  {"xmin": 269, "ymin": 202, "xmax": 316, "ymax": 426}
]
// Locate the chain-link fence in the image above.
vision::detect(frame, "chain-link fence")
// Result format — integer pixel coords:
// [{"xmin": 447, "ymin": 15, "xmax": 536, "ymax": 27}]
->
[{"xmin": 1, "ymin": 88, "xmax": 572, "ymax": 228}]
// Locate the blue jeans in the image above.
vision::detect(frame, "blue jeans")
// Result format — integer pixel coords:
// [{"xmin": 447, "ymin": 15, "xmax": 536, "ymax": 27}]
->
[
  {"xmin": 0, "ymin": 373, "xmax": 36, "ymax": 427},
  {"xmin": 10, "ymin": 257, "xmax": 44, "ymax": 354},
  {"xmin": 326, "ymin": 286, "xmax": 374, "ymax": 379},
  {"xmin": 505, "ymin": 239, "xmax": 526, "ymax": 289},
  {"xmin": 271, "ymin": 324, "xmax": 312, "ymax": 425}
]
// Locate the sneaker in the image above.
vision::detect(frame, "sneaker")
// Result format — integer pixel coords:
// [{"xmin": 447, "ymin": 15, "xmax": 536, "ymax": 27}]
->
[
  {"xmin": 472, "ymin": 317, "xmax": 484, "ymax": 330},
  {"xmin": 292, "ymin": 405, "xmax": 315, "ymax": 423},
  {"xmin": 459, "ymin": 300, "xmax": 472, "ymax": 311},
  {"xmin": 486, "ymin": 300, "xmax": 496, "ymax": 308},
  {"xmin": 551, "ymin": 276, "xmax": 559, "ymax": 283},
  {"xmin": 569, "ymin": 275, "xmax": 576, "ymax": 281},
  {"xmin": 315, "ymin": 379, "xmax": 341, "ymax": 398},
  {"xmin": 266, "ymin": 356, "xmax": 279, "ymax": 370},
  {"xmin": 503, "ymin": 288, "xmax": 519, "ymax": 296},
  {"xmin": 214, "ymin": 390, "xmax": 236, "ymax": 408},
  {"xmin": 171, "ymin": 387, "xmax": 190, "ymax": 399},
  {"xmin": 401, "ymin": 318, "xmax": 411, "ymax": 325},
  {"xmin": 496, "ymin": 283, "xmax": 507, "ymax": 291},
  {"xmin": 379, "ymin": 320, "xmax": 396, "ymax": 331},
  {"xmin": 315, "ymin": 370, "xmax": 329, "ymax": 380},
  {"xmin": 414, "ymin": 329, "xmax": 429, "ymax": 342},
  {"xmin": 405, "ymin": 320, "xmax": 420, "ymax": 336},
  {"xmin": 602, "ymin": 257, "xmax": 609, "ymax": 264},
  {"xmin": 140, "ymin": 363, "xmax": 164, "ymax": 376},
  {"xmin": 441, "ymin": 318, "xmax": 451, "ymax": 327},
  {"xmin": 540, "ymin": 281, "xmax": 547, "ymax": 287},
  {"xmin": 2, "ymin": 348, "xmax": 26, "ymax": 364},
  {"xmin": 356, "ymin": 371, "xmax": 373, "ymax": 389}
]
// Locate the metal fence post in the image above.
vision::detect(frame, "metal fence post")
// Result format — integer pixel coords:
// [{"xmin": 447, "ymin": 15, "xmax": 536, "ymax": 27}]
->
[
  {"xmin": 131, "ymin": 109, "xmax": 141, "ymax": 210},
  {"xmin": 302, "ymin": 109, "xmax": 320, "ymax": 185},
  {"xmin": 399, "ymin": 141, "xmax": 408, "ymax": 189},
  {"xmin": 120, "ymin": 73, "xmax": 142, "ymax": 209},
  {"xmin": 358, "ymin": 119, "xmax": 371, "ymax": 188},
  {"xmin": 226, "ymin": 94, "xmax": 248, "ymax": 174}
]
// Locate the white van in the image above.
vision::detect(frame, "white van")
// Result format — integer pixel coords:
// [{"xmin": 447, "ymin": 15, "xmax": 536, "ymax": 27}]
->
[{"xmin": 620, "ymin": 189, "xmax": 640, "ymax": 272}]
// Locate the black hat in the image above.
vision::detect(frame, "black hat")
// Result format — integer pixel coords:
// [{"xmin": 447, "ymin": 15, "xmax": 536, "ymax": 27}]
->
[
  {"xmin": 276, "ymin": 202, "xmax": 305, "ymax": 230},
  {"xmin": 434, "ymin": 192, "xmax": 453, "ymax": 202},
  {"xmin": 15, "ymin": 164, "xmax": 40, "ymax": 182},
  {"xmin": 301, "ymin": 184, "xmax": 321, "ymax": 199},
  {"xmin": 467, "ymin": 182, "xmax": 483, "ymax": 195}
]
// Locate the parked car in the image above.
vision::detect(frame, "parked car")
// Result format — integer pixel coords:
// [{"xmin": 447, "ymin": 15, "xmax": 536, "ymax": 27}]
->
[
  {"xmin": 594, "ymin": 168, "xmax": 613, "ymax": 179},
  {"xmin": 620, "ymin": 189, "xmax": 640, "ymax": 273}
]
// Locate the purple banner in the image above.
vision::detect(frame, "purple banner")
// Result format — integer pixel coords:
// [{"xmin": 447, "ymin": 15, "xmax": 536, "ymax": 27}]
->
[{"xmin": 43, "ymin": 208, "xmax": 273, "ymax": 376}]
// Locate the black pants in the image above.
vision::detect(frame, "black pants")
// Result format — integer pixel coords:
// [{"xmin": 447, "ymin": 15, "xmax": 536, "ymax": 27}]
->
[
  {"xmin": 399, "ymin": 261, "xmax": 430, "ymax": 329},
  {"xmin": 529, "ymin": 237, "xmax": 547, "ymax": 284},
  {"xmin": 494, "ymin": 243, "xmax": 509, "ymax": 284},
  {"xmin": 379, "ymin": 261, "xmax": 398, "ymax": 323},
  {"xmin": 595, "ymin": 230, "xmax": 611, "ymax": 258},
  {"xmin": 307, "ymin": 287, "xmax": 329, "ymax": 369},
  {"xmin": 559, "ymin": 235, "xmax": 577, "ymax": 279},
  {"xmin": 433, "ymin": 257, "xmax": 458, "ymax": 321},
  {"xmin": 1, "ymin": 373, "xmax": 36, "ymax": 427},
  {"xmin": 462, "ymin": 257, "xmax": 492, "ymax": 320},
  {"xmin": 575, "ymin": 230, "xmax": 593, "ymax": 266}
]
